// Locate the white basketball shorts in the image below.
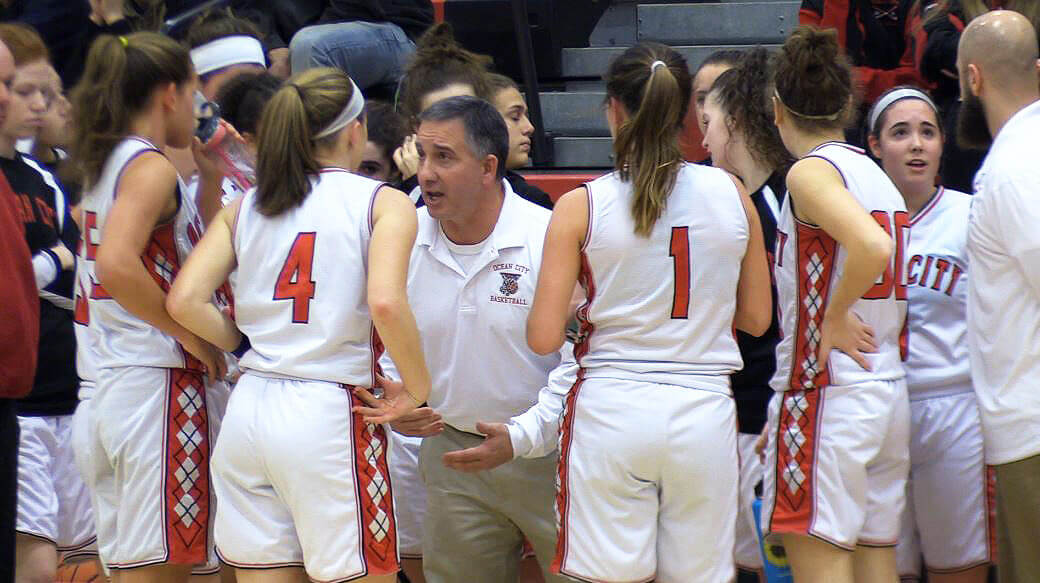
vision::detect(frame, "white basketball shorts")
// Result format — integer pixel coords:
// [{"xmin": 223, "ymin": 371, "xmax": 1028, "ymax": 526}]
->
[
  {"xmin": 388, "ymin": 431, "xmax": 425, "ymax": 559},
  {"xmin": 761, "ymin": 379, "xmax": 911, "ymax": 549},
  {"xmin": 212, "ymin": 373, "xmax": 399, "ymax": 581},
  {"xmin": 554, "ymin": 376, "xmax": 738, "ymax": 583},
  {"xmin": 736, "ymin": 432, "xmax": 764, "ymax": 570},
  {"xmin": 896, "ymin": 391, "xmax": 995, "ymax": 577},
  {"xmin": 15, "ymin": 414, "xmax": 97, "ymax": 559},
  {"xmin": 86, "ymin": 366, "xmax": 221, "ymax": 573}
]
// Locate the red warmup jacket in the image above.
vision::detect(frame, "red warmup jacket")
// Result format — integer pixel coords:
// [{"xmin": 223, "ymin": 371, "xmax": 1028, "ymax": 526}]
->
[
  {"xmin": 0, "ymin": 170, "xmax": 39, "ymax": 398},
  {"xmin": 800, "ymin": 0, "xmax": 923, "ymax": 105}
]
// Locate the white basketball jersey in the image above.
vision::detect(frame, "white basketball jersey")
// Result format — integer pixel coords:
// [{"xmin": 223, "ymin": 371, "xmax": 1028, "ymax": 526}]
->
[
  {"xmin": 231, "ymin": 169, "xmax": 383, "ymax": 387},
  {"xmin": 576, "ymin": 163, "xmax": 749, "ymax": 393},
  {"xmin": 81, "ymin": 137, "xmax": 210, "ymax": 371},
  {"xmin": 772, "ymin": 142, "xmax": 909, "ymax": 392},
  {"xmin": 72, "ymin": 256, "xmax": 97, "ymax": 399},
  {"xmin": 905, "ymin": 188, "xmax": 971, "ymax": 397}
]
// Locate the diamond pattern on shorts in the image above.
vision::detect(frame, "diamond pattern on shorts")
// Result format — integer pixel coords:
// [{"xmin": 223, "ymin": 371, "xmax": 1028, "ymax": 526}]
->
[
  {"xmin": 164, "ymin": 370, "xmax": 210, "ymax": 563},
  {"xmin": 774, "ymin": 390, "xmax": 820, "ymax": 521},
  {"xmin": 351, "ymin": 392, "xmax": 398, "ymax": 575}
]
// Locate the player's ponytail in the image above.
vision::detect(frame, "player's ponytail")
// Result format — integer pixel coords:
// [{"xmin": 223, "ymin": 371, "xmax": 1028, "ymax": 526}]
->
[
  {"xmin": 605, "ymin": 43, "xmax": 690, "ymax": 237},
  {"xmin": 69, "ymin": 32, "xmax": 192, "ymax": 187},
  {"xmin": 255, "ymin": 67, "xmax": 361, "ymax": 217}
]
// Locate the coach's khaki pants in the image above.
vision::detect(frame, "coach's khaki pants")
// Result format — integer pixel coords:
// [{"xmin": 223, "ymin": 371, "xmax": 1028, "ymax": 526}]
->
[
  {"xmin": 419, "ymin": 425, "xmax": 568, "ymax": 583},
  {"xmin": 995, "ymin": 453, "xmax": 1040, "ymax": 583}
]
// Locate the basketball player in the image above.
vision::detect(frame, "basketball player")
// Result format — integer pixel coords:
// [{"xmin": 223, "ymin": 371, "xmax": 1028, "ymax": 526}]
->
[
  {"xmin": 957, "ymin": 11, "xmax": 1040, "ymax": 583},
  {"xmin": 0, "ymin": 22, "xmax": 95, "ymax": 583},
  {"xmin": 166, "ymin": 67, "xmax": 430, "ymax": 583},
  {"xmin": 759, "ymin": 26, "xmax": 910, "ymax": 583},
  {"xmin": 525, "ymin": 43, "xmax": 771, "ymax": 582},
  {"xmin": 866, "ymin": 86, "xmax": 991, "ymax": 583},
  {"xmin": 69, "ymin": 32, "xmax": 227, "ymax": 582},
  {"xmin": 701, "ymin": 47, "xmax": 792, "ymax": 582}
]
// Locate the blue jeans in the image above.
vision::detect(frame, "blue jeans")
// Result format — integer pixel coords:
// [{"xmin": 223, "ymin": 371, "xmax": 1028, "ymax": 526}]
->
[{"xmin": 289, "ymin": 21, "xmax": 415, "ymax": 90}]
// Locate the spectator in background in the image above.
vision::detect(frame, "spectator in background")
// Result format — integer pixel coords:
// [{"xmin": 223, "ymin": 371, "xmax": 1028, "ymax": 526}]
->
[
  {"xmin": 213, "ymin": 70, "xmax": 282, "ymax": 156},
  {"xmin": 1, "ymin": 0, "xmax": 131, "ymax": 88},
  {"xmin": 359, "ymin": 100, "xmax": 409, "ymax": 183},
  {"xmin": 0, "ymin": 22, "xmax": 93, "ymax": 583},
  {"xmin": 0, "ymin": 34, "xmax": 37, "ymax": 583},
  {"xmin": 958, "ymin": 11, "xmax": 1040, "ymax": 583},
  {"xmin": 186, "ymin": 10, "xmax": 268, "ymax": 101},
  {"xmin": 800, "ymin": 0, "xmax": 923, "ymax": 144},
  {"xmin": 487, "ymin": 73, "xmax": 552, "ymax": 209},
  {"xmin": 289, "ymin": 0, "xmax": 433, "ymax": 96},
  {"xmin": 691, "ymin": 50, "xmax": 744, "ymax": 138},
  {"xmin": 911, "ymin": 0, "xmax": 1039, "ymax": 192}
]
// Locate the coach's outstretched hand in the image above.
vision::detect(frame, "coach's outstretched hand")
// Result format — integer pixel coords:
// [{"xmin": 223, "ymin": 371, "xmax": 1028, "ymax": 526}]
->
[{"xmin": 442, "ymin": 422, "xmax": 514, "ymax": 473}]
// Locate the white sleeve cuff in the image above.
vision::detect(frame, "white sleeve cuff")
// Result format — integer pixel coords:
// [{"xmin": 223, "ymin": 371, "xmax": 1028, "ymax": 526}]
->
[{"xmin": 32, "ymin": 250, "xmax": 60, "ymax": 290}]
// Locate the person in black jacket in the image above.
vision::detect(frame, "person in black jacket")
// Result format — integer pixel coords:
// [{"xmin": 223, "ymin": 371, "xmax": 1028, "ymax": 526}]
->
[
  {"xmin": 0, "ymin": 23, "xmax": 92, "ymax": 583},
  {"xmin": 700, "ymin": 48, "xmax": 791, "ymax": 583},
  {"xmin": 487, "ymin": 73, "xmax": 553, "ymax": 209},
  {"xmin": 287, "ymin": 0, "xmax": 433, "ymax": 94}
]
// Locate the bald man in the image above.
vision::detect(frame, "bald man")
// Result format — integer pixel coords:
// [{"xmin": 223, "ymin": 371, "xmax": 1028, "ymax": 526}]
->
[{"xmin": 958, "ymin": 11, "xmax": 1040, "ymax": 583}]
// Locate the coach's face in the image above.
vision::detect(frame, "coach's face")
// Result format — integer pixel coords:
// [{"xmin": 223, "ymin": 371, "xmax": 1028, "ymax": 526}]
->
[{"xmin": 416, "ymin": 117, "xmax": 493, "ymax": 223}]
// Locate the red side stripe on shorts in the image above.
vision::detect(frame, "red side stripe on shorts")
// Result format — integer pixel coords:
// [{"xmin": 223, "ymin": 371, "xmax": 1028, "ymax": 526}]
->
[
  {"xmin": 552, "ymin": 372, "xmax": 586, "ymax": 575},
  {"xmin": 553, "ymin": 248, "xmax": 596, "ymax": 576},
  {"xmin": 351, "ymin": 391, "xmax": 399, "ymax": 576},
  {"xmin": 163, "ymin": 369, "xmax": 210, "ymax": 564},
  {"xmin": 985, "ymin": 465, "xmax": 997, "ymax": 565},
  {"xmin": 768, "ymin": 389, "xmax": 823, "ymax": 537}
]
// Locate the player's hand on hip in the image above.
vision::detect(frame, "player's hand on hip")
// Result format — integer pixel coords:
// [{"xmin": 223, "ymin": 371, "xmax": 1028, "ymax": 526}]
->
[
  {"xmin": 181, "ymin": 333, "xmax": 228, "ymax": 383},
  {"xmin": 442, "ymin": 422, "xmax": 513, "ymax": 473},
  {"xmin": 818, "ymin": 308, "xmax": 876, "ymax": 372}
]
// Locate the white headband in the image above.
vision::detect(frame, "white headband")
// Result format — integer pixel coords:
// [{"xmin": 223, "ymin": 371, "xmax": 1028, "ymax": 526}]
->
[
  {"xmin": 868, "ymin": 88, "xmax": 938, "ymax": 134},
  {"xmin": 190, "ymin": 35, "xmax": 266, "ymax": 76},
  {"xmin": 313, "ymin": 79, "xmax": 366, "ymax": 139}
]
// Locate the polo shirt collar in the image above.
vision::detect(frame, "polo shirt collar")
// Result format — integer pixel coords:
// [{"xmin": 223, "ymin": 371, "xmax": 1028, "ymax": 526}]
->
[{"xmin": 417, "ymin": 178, "xmax": 531, "ymax": 253}]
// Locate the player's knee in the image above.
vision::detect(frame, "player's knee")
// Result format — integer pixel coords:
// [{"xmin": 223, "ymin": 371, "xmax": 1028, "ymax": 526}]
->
[{"xmin": 15, "ymin": 566, "xmax": 57, "ymax": 583}]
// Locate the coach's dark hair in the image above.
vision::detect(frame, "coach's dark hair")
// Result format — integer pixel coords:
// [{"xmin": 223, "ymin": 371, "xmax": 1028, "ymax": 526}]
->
[
  {"xmin": 693, "ymin": 48, "xmax": 744, "ymax": 78},
  {"xmin": 215, "ymin": 71, "xmax": 281, "ymax": 137},
  {"xmin": 774, "ymin": 26, "xmax": 854, "ymax": 132},
  {"xmin": 710, "ymin": 48, "xmax": 793, "ymax": 172},
  {"xmin": 255, "ymin": 67, "xmax": 362, "ymax": 216},
  {"xmin": 605, "ymin": 42, "xmax": 691, "ymax": 237},
  {"xmin": 419, "ymin": 96, "xmax": 508, "ymax": 180},
  {"xmin": 69, "ymin": 32, "xmax": 193, "ymax": 187},
  {"xmin": 399, "ymin": 23, "xmax": 492, "ymax": 123}
]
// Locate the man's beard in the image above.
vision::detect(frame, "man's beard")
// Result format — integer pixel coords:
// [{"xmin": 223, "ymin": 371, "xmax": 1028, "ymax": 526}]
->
[{"xmin": 957, "ymin": 93, "xmax": 993, "ymax": 151}]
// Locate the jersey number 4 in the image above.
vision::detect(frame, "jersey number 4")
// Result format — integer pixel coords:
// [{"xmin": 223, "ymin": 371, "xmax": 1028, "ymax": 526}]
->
[
  {"xmin": 274, "ymin": 232, "xmax": 317, "ymax": 323},
  {"xmin": 669, "ymin": 226, "xmax": 691, "ymax": 319}
]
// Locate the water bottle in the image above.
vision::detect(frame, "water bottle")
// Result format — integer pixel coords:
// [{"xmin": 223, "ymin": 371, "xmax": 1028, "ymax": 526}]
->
[
  {"xmin": 194, "ymin": 92, "xmax": 256, "ymax": 192},
  {"xmin": 752, "ymin": 498, "xmax": 794, "ymax": 583}
]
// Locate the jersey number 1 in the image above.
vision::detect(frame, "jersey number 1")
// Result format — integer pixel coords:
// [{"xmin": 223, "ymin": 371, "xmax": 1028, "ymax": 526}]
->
[
  {"xmin": 274, "ymin": 232, "xmax": 317, "ymax": 323},
  {"xmin": 669, "ymin": 227, "xmax": 690, "ymax": 319}
]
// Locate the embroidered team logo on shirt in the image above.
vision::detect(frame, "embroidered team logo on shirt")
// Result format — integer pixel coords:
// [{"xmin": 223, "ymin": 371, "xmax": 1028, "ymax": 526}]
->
[
  {"xmin": 490, "ymin": 263, "xmax": 530, "ymax": 305},
  {"xmin": 499, "ymin": 273, "xmax": 520, "ymax": 296}
]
